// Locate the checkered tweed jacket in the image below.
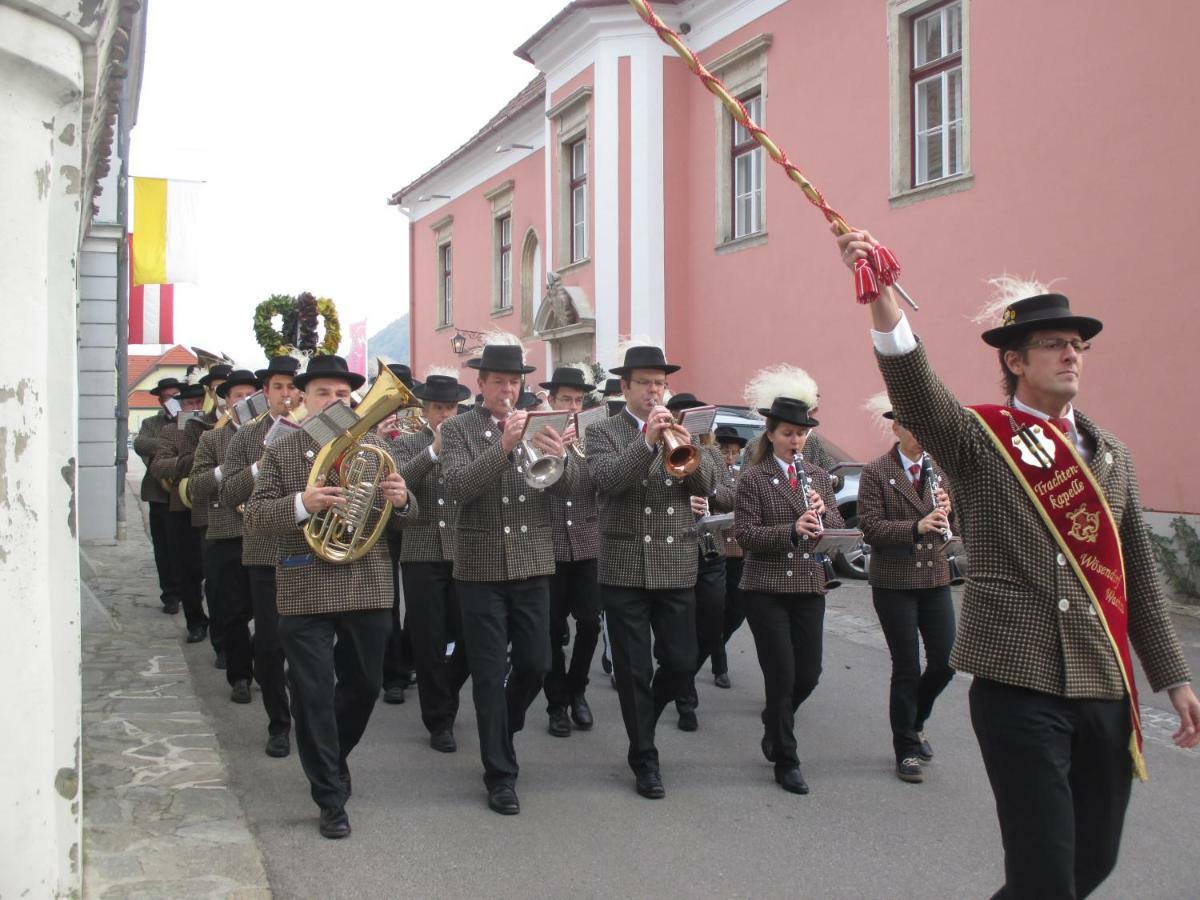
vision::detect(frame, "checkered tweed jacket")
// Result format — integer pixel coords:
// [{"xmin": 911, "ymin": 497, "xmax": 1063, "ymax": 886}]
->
[
  {"xmin": 734, "ymin": 455, "xmax": 843, "ymax": 595},
  {"xmin": 547, "ymin": 452, "xmax": 599, "ymax": 563},
  {"xmin": 133, "ymin": 411, "xmax": 171, "ymax": 502},
  {"xmin": 190, "ymin": 425, "xmax": 241, "ymax": 540},
  {"xmin": 392, "ymin": 428, "xmax": 455, "ymax": 563},
  {"xmin": 857, "ymin": 446, "xmax": 956, "ymax": 591},
  {"xmin": 704, "ymin": 448, "xmax": 742, "ymax": 559},
  {"xmin": 801, "ymin": 431, "xmax": 838, "ymax": 474},
  {"xmin": 149, "ymin": 417, "xmax": 210, "ymax": 519},
  {"xmin": 242, "ymin": 428, "xmax": 416, "ymax": 616},
  {"xmin": 440, "ymin": 406, "xmax": 578, "ymax": 582},
  {"xmin": 585, "ymin": 410, "xmax": 719, "ymax": 590},
  {"xmin": 220, "ymin": 415, "xmax": 277, "ymax": 566},
  {"xmin": 878, "ymin": 342, "xmax": 1190, "ymax": 696}
]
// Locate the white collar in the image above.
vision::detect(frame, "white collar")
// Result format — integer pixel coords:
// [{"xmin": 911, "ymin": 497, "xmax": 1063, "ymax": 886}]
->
[
  {"xmin": 897, "ymin": 447, "xmax": 925, "ymax": 474},
  {"xmin": 625, "ymin": 409, "xmax": 647, "ymax": 432},
  {"xmin": 1013, "ymin": 396, "xmax": 1075, "ymax": 430},
  {"xmin": 773, "ymin": 454, "xmax": 796, "ymax": 474}
]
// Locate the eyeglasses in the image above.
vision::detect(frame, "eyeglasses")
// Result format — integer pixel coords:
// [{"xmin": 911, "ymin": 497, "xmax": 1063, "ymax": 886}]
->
[
  {"xmin": 630, "ymin": 378, "xmax": 668, "ymax": 389},
  {"xmin": 1021, "ymin": 338, "xmax": 1092, "ymax": 354}
]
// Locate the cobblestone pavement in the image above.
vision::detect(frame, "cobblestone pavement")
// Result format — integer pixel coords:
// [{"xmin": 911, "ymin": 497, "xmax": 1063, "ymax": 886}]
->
[{"xmin": 80, "ymin": 482, "xmax": 270, "ymax": 899}]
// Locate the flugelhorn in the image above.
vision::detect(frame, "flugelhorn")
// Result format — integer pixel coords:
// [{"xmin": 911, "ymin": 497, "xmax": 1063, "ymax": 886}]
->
[
  {"xmin": 921, "ymin": 455, "xmax": 965, "ymax": 586},
  {"xmin": 661, "ymin": 413, "xmax": 699, "ymax": 477},
  {"xmin": 303, "ymin": 360, "xmax": 415, "ymax": 564}
]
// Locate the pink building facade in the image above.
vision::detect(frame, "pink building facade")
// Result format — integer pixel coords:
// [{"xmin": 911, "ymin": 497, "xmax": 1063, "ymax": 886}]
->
[{"xmin": 391, "ymin": 0, "xmax": 1200, "ymax": 514}]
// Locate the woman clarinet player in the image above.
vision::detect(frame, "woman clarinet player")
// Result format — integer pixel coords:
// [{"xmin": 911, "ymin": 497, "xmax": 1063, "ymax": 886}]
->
[{"xmin": 734, "ymin": 366, "xmax": 842, "ymax": 795}]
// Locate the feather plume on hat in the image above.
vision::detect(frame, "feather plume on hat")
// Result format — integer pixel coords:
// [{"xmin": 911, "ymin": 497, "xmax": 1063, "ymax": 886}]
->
[
  {"xmin": 972, "ymin": 275, "xmax": 1061, "ymax": 326},
  {"xmin": 424, "ymin": 365, "xmax": 459, "ymax": 380},
  {"xmin": 560, "ymin": 361, "xmax": 600, "ymax": 403},
  {"xmin": 481, "ymin": 329, "xmax": 526, "ymax": 360},
  {"xmin": 744, "ymin": 365, "xmax": 819, "ymax": 418},
  {"xmin": 863, "ymin": 390, "xmax": 896, "ymax": 438},
  {"xmin": 613, "ymin": 334, "xmax": 662, "ymax": 357}
]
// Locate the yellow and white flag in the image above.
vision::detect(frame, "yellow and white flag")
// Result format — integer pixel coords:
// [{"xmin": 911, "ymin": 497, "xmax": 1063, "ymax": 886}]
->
[{"xmin": 132, "ymin": 177, "xmax": 201, "ymax": 286}]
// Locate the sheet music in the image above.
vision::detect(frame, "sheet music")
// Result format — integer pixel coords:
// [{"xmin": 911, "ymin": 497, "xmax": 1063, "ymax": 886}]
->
[
  {"xmin": 176, "ymin": 410, "xmax": 200, "ymax": 430},
  {"xmin": 233, "ymin": 391, "xmax": 269, "ymax": 426},
  {"xmin": 679, "ymin": 405, "xmax": 718, "ymax": 436},
  {"xmin": 164, "ymin": 397, "xmax": 181, "ymax": 417},
  {"xmin": 575, "ymin": 404, "xmax": 607, "ymax": 438},
  {"xmin": 519, "ymin": 409, "xmax": 573, "ymax": 441},
  {"xmin": 263, "ymin": 416, "xmax": 301, "ymax": 447},
  {"xmin": 301, "ymin": 400, "xmax": 358, "ymax": 447}
]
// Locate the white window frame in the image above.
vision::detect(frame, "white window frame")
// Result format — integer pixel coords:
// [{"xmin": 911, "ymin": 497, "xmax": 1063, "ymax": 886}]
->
[
  {"xmin": 731, "ymin": 91, "xmax": 765, "ymax": 240},
  {"xmin": 497, "ymin": 214, "xmax": 513, "ymax": 311},
  {"xmin": 547, "ymin": 85, "xmax": 592, "ymax": 270},
  {"xmin": 568, "ymin": 137, "xmax": 588, "ymax": 264},
  {"xmin": 437, "ymin": 241, "xmax": 452, "ymax": 328},
  {"xmin": 911, "ymin": 2, "xmax": 963, "ymax": 186},
  {"xmin": 484, "ymin": 180, "xmax": 515, "ymax": 316}
]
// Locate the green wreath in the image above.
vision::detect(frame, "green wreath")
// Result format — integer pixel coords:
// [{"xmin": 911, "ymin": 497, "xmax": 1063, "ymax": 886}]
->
[{"xmin": 254, "ymin": 293, "xmax": 341, "ymax": 356}]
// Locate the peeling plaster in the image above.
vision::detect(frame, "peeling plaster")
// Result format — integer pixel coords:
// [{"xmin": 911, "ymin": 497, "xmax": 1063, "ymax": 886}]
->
[
  {"xmin": 35, "ymin": 162, "xmax": 52, "ymax": 199},
  {"xmin": 61, "ymin": 165, "xmax": 80, "ymax": 196},
  {"xmin": 59, "ymin": 123, "xmax": 76, "ymax": 146},
  {"xmin": 62, "ymin": 458, "xmax": 76, "ymax": 537},
  {"xmin": 0, "ymin": 427, "xmax": 8, "ymax": 507},
  {"xmin": 78, "ymin": 0, "xmax": 102, "ymax": 29},
  {"xmin": 42, "ymin": 118, "xmax": 54, "ymax": 131},
  {"xmin": 14, "ymin": 431, "xmax": 30, "ymax": 460},
  {"xmin": 54, "ymin": 767, "xmax": 78, "ymax": 800}
]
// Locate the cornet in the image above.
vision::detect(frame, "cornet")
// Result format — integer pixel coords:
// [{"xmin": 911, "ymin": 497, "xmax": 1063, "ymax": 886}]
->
[{"xmin": 660, "ymin": 414, "xmax": 699, "ymax": 478}]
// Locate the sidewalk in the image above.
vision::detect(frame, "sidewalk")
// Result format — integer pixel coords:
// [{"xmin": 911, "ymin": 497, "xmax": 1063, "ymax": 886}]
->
[{"xmin": 80, "ymin": 481, "xmax": 270, "ymax": 899}]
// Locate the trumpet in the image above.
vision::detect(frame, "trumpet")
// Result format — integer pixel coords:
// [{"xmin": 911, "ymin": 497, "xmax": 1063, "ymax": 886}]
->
[
  {"xmin": 660, "ymin": 414, "xmax": 699, "ymax": 478},
  {"xmin": 512, "ymin": 399, "xmax": 567, "ymax": 490},
  {"xmin": 921, "ymin": 455, "xmax": 965, "ymax": 586}
]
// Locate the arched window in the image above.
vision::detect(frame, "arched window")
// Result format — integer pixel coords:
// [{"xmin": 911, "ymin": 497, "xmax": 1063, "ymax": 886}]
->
[{"xmin": 520, "ymin": 229, "xmax": 540, "ymax": 336}]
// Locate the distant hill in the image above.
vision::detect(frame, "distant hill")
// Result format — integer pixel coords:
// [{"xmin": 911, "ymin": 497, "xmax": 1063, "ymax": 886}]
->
[{"xmin": 367, "ymin": 313, "xmax": 409, "ymax": 364}]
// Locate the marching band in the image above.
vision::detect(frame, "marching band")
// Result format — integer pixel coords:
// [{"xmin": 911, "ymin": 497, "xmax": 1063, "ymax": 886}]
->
[{"xmin": 140, "ymin": 285, "xmax": 1196, "ymax": 900}]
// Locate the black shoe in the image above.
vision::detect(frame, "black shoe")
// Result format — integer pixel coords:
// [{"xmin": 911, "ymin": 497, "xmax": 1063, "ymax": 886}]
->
[
  {"xmin": 319, "ymin": 807, "xmax": 351, "ymax": 839},
  {"xmin": 896, "ymin": 756, "xmax": 924, "ymax": 783},
  {"xmin": 186, "ymin": 623, "xmax": 208, "ymax": 643},
  {"xmin": 402, "ymin": 670, "xmax": 418, "ymax": 688},
  {"xmin": 601, "ymin": 653, "xmax": 613, "ymax": 675},
  {"xmin": 916, "ymin": 731, "xmax": 934, "ymax": 761},
  {"xmin": 488, "ymin": 784, "xmax": 520, "ymax": 815},
  {"xmin": 265, "ymin": 733, "xmax": 290, "ymax": 758},
  {"xmin": 162, "ymin": 601, "xmax": 180, "ymax": 615},
  {"xmin": 338, "ymin": 765, "xmax": 352, "ymax": 800},
  {"xmin": 430, "ymin": 729, "xmax": 456, "ymax": 753},
  {"xmin": 560, "ymin": 626, "xmax": 570, "ymax": 647},
  {"xmin": 677, "ymin": 709, "xmax": 698, "ymax": 732},
  {"xmin": 635, "ymin": 771, "xmax": 665, "ymax": 799},
  {"xmin": 569, "ymin": 692, "xmax": 594, "ymax": 730},
  {"xmin": 548, "ymin": 707, "xmax": 572, "ymax": 737},
  {"xmin": 382, "ymin": 686, "xmax": 406, "ymax": 705},
  {"xmin": 713, "ymin": 672, "xmax": 732, "ymax": 689},
  {"xmin": 214, "ymin": 650, "xmax": 227, "ymax": 670},
  {"xmin": 775, "ymin": 767, "xmax": 809, "ymax": 795},
  {"xmin": 230, "ymin": 680, "xmax": 252, "ymax": 704},
  {"xmin": 761, "ymin": 733, "xmax": 774, "ymax": 763}
]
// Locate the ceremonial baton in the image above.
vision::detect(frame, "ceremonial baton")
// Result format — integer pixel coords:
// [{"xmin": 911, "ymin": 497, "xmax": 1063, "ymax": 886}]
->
[{"xmin": 627, "ymin": 0, "xmax": 919, "ymax": 310}]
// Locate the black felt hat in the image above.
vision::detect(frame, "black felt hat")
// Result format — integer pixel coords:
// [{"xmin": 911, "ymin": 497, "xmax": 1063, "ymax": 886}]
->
[
  {"xmin": 412, "ymin": 374, "xmax": 470, "ymax": 404},
  {"xmin": 178, "ymin": 383, "xmax": 207, "ymax": 401},
  {"xmin": 758, "ymin": 396, "xmax": 819, "ymax": 428},
  {"xmin": 255, "ymin": 356, "xmax": 302, "ymax": 382},
  {"xmin": 294, "ymin": 355, "xmax": 366, "ymax": 391},
  {"xmin": 539, "ymin": 366, "xmax": 595, "ymax": 392},
  {"xmin": 881, "ymin": 410, "xmax": 896, "ymax": 421},
  {"xmin": 666, "ymin": 392, "xmax": 705, "ymax": 413},
  {"xmin": 516, "ymin": 390, "xmax": 543, "ymax": 410},
  {"xmin": 198, "ymin": 364, "xmax": 233, "ymax": 388},
  {"xmin": 386, "ymin": 363, "xmax": 422, "ymax": 390},
  {"xmin": 215, "ymin": 369, "xmax": 261, "ymax": 398},
  {"xmin": 601, "ymin": 377, "xmax": 623, "ymax": 397},
  {"xmin": 980, "ymin": 294, "xmax": 1103, "ymax": 348},
  {"xmin": 465, "ymin": 344, "xmax": 535, "ymax": 375},
  {"xmin": 609, "ymin": 345, "xmax": 680, "ymax": 377},
  {"xmin": 149, "ymin": 376, "xmax": 185, "ymax": 397},
  {"xmin": 714, "ymin": 425, "xmax": 748, "ymax": 447}
]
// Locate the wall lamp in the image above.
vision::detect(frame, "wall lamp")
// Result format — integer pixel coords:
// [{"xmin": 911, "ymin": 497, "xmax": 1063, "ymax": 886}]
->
[
  {"xmin": 495, "ymin": 143, "xmax": 534, "ymax": 153},
  {"xmin": 450, "ymin": 325, "xmax": 487, "ymax": 356}
]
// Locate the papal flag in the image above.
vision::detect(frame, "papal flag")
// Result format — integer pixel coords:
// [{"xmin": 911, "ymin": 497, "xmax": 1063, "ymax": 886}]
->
[
  {"xmin": 127, "ymin": 237, "xmax": 174, "ymax": 344},
  {"xmin": 132, "ymin": 177, "xmax": 201, "ymax": 286}
]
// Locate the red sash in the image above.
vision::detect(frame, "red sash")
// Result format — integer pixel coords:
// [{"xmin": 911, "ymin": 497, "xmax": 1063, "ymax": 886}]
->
[{"xmin": 966, "ymin": 404, "xmax": 1146, "ymax": 780}]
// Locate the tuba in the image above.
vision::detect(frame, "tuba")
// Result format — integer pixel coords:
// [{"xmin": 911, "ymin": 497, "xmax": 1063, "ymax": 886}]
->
[{"xmin": 302, "ymin": 361, "xmax": 416, "ymax": 564}]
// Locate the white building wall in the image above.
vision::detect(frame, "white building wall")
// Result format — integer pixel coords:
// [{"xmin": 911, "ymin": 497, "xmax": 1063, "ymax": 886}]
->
[{"xmin": 0, "ymin": 6, "xmax": 85, "ymax": 895}]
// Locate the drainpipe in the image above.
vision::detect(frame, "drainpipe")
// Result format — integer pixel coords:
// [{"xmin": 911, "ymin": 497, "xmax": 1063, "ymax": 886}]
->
[{"xmin": 114, "ymin": 86, "xmax": 129, "ymax": 540}]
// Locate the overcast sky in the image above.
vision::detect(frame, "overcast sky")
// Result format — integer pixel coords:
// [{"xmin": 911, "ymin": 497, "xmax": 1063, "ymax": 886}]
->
[{"xmin": 130, "ymin": 0, "xmax": 565, "ymax": 366}]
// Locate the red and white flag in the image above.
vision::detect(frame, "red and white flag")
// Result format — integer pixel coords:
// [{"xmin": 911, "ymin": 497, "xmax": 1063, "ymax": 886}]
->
[
  {"xmin": 128, "ymin": 236, "xmax": 174, "ymax": 343},
  {"xmin": 348, "ymin": 320, "xmax": 367, "ymax": 376}
]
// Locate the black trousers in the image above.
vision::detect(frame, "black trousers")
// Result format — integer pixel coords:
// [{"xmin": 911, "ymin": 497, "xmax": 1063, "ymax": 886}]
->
[
  {"xmin": 602, "ymin": 585, "xmax": 697, "ymax": 775},
  {"xmin": 970, "ymin": 678, "xmax": 1133, "ymax": 900},
  {"xmin": 544, "ymin": 558, "xmax": 602, "ymax": 710},
  {"xmin": 211, "ymin": 539, "xmax": 253, "ymax": 685},
  {"xmin": 679, "ymin": 555, "xmax": 727, "ymax": 710},
  {"xmin": 745, "ymin": 590, "xmax": 825, "ymax": 771},
  {"xmin": 165, "ymin": 510, "xmax": 207, "ymax": 629},
  {"xmin": 402, "ymin": 561, "xmax": 469, "ymax": 733},
  {"xmin": 872, "ymin": 585, "xmax": 956, "ymax": 759},
  {"xmin": 277, "ymin": 609, "xmax": 391, "ymax": 811},
  {"xmin": 457, "ymin": 577, "xmax": 551, "ymax": 789},
  {"xmin": 712, "ymin": 557, "xmax": 746, "ymax": 675},
  {"xmin": 148, "ymin": 501, "xmax": 179, "ymax": 607},
  {"xmin": 382, "ymin": 531, "xmax": 414, "ymax": 690},
  {"xmin": 248, "ymin": 566, "xmax": 291, "ymax": 737},
  {"xmin": 202, "ymin": 536, "xmax": 223, "ymax": 652}
]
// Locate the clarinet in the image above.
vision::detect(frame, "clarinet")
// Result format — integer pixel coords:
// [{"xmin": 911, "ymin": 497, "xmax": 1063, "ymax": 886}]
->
[
  {"xmin": 795, "ymin": 452, "xmax": 840, "ymax": 589},
  {"xmin": 921, "ymin": 455, "xmax": 965, "ymax": 585}
]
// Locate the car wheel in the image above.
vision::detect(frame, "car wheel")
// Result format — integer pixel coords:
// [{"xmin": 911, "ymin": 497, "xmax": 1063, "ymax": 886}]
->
[{"xmin": 834, "ymin": 507, "xmax": 869, "ymax": 580}]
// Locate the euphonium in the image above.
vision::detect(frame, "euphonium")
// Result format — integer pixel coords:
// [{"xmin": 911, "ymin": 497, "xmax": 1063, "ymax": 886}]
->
[
  {"xmin": 661, "ymin": 416, "xmax": 699, "ymax": 477},
  {"xmin": 303, "ymin": 362, "xmax": 416, "ymax": 564}
]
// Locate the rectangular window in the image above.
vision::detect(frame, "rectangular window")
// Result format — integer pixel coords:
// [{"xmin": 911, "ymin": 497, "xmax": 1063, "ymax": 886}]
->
[
  {"xmin": 496, "ymin": 214, "xmax": 512, "ymax": 310},
  {"xmin": 731, "ymin": 91, "xmax": 764, "ymax": 239},
  {"xmin": 911, "ymin": 1, "xmax": 963, "ymax": 186},
  {"xmin": 438, "ymin": 243, "xmax": 452, "ymax": 326},
  {"xmin": 569, "ymin": 138, "xmax": 587, "ymax": 263}
]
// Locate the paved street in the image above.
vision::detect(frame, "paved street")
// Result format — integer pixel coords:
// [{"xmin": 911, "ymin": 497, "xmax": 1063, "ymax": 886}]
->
[{"xmin": 83, "ymin": 476, "xmax": 1199, "ymax": 899}]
